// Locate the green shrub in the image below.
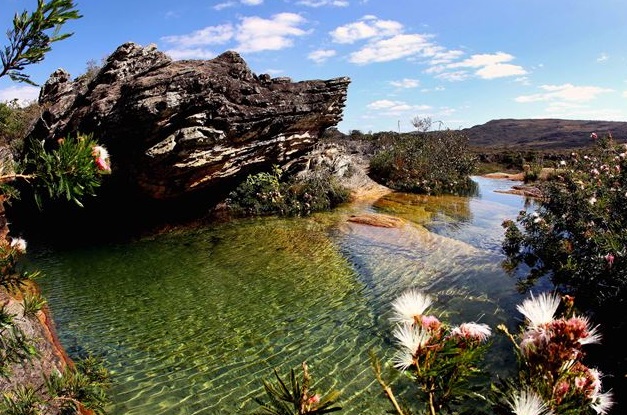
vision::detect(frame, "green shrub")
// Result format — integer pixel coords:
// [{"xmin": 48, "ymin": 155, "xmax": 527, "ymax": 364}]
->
[
  {"xmin": 369, "ymin": 126, "xmax": 476, "ymax": 195},
  {"xmin": 226, "ymin": 165, "xmax": 350, "ymax": 217},
  {"xmin": 0, "ymin": 100, "xmax": 39, "ymax": 150},
  {"xmin": 502, "ymin": 133, "xmax": 627, "ymax": 313}
]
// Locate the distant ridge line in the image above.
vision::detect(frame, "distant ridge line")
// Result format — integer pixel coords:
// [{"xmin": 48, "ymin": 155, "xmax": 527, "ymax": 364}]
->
[{"xmin": 462, "ymin": 118, "xmax": 627, "ymax": 150}]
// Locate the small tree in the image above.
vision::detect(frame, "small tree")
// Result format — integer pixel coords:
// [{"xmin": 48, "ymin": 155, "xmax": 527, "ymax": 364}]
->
[{"xmin": 0, "ymin": 0, "xmax": 81, "ymax": 85}]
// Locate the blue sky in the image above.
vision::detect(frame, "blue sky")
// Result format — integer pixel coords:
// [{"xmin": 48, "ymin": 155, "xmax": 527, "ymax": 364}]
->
[{"xmin": 1, "ymin": 0, "xmax": 626, "ymax": 133}]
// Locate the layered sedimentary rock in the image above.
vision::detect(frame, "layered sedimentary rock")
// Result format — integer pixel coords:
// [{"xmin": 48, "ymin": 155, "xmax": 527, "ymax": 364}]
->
[{"xmin": 30, "ymin": 42, "xmax": 350, "ymax": 200}]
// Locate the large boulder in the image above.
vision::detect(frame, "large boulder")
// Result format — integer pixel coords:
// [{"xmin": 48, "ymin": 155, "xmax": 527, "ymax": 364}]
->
[{"xmin": 30, "ymin": 42, "xmax": 350, "ymax": 201}]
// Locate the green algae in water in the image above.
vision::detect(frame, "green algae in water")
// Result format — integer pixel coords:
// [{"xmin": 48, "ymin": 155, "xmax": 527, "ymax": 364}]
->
[
  {"xmin": 32, "ymin": 216, "xmax": 391, "ymax": 414},
  {"xmin": 28, "ymin": 177, "xmax": 533, "ymax": 414}
]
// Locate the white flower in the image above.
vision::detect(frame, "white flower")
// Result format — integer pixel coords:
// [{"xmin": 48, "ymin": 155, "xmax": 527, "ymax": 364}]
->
[
  {"xmin": 590, "ymin": 390, "xmax": 614, "ymax": 414},
  {"xmin": 393, "ymin": 323, "xmax": 431, "ymax": 354},
  {"xmin": 517, "ymin": 292, "xmax": 560, "ymax": 328},
  {"xmin": 589, "ymin": 197, "xmax": 597, "ymax": 205},
  {"xmin": 390, "ymin": 289, "xmax": 433, "ymax": 324},
  {"xmin": 10, "ymin": 237, "xmax": 27, "ymax": 254},
  {"xmin": 507, "ymin": 388, "xmax": 553, "ymax": 415},
  {"xmin": 392, "ymin": 348, "xmax": 415, "ymax": 372},
  {"xmin": 450, "ymin": 322, "xmax": 492, "ymax": 342},
  {"xmin": 573, "ymin": 315, "xmax": 602, "ymax": 345},
  {"xmin": 391, "ymin": 323, "xmax": 432, "ymax": 371},
  {"xmin": 92, "ymin": 145, "xmax": 109, "ymax": 160},
  {"xmin": 559, "ymin": 160, "xmax": 566, "ymax": 166}
]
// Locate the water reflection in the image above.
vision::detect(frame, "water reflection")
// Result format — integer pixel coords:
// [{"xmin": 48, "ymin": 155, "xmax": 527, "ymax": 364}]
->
[{"xmin": 27, "ymin": 177, "xmax": 532, "ymax": 414}]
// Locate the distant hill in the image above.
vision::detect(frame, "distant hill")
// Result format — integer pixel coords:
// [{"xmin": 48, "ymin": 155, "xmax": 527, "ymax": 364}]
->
[{"xmin": 462, "ymin": 119, "xmax": 627, "ymax": 150}]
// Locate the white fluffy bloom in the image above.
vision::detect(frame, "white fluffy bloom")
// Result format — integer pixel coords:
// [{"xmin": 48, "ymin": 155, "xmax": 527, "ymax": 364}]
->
[
  {"xmin": 590, "ymin": 390, "xmax": 614, "ymax": 414},
  {"xmin": 10, "ymin": 237, "xmax": 27, "ymax": 254},
  {"xmin": 507, "ymin": 388, "xmax": 553, "ymax": 415},
  {"xmin": 390, "ymin": 289, "xmax": 433, "ymax": 324},
  {"xmin": 517, "ymin": 292, "xmax": 560, "ymax": 328},
  {"xmin": 450, "ymin": 322, "xmax": 492, "ymax": 342}
]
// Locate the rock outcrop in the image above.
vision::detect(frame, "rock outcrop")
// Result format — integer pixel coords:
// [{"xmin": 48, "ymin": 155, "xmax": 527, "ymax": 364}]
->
[{"xmin": 30, "ymin": 42, "xmax": 350, "ymax": 201}]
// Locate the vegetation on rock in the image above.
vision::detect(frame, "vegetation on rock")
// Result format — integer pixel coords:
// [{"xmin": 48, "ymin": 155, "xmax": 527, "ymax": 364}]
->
[{"xmin": 1, "ymin": 2, "xmax": 111, "ymax": 414}]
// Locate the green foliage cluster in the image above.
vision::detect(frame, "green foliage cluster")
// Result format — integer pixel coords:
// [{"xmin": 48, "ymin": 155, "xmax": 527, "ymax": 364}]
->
[
  {"xmin": 502, "ymin": 133, "xmax": 627, "ymax": 313},
  {"xmin": 226, "ymin": 165, "xmax": 350, "ymax": 217},
  {"xmin": 0, "ymin": 355, "xmax": 111, "ymax": 415},
  {"xmin": 0, "ymin": 0, "xmax": 81, "ymax": 85},
  {"xmin": 369, "ymin": 126, "xmax": 477, "ymax": 196},
  {"xmin": 0, "ymin": 100, "xmax": 40, "ymax": 149},
  {"xmin": 0, "ymin": 305, "xmax": 37, "ymax": 379},
  {"xmin": 370, "ymin": 289, "xmax": 492, "ymax": 415},
  {"xmin": 23, "ymin": 135, "xmax": 111, "ymax": 209},
  {"xmin": 253, "ymin": 362, "xmax": 341, "ymax": 415},
  {"xmin": 263, "ymin": 291, "xmax": 612, "ymax": 415}
]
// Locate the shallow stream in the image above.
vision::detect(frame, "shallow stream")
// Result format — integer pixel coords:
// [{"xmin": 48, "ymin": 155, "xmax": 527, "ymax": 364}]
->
[{"xmin": 26, "ymin": 176, "xmax": 537, "ymax": 414}]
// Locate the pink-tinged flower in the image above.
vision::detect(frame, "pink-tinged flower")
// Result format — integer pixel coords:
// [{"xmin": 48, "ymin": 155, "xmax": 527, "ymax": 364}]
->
[
  {"xmin": 92, "ymin": 145, "xmax": 109, "ymax": 160},
  {"xmin": 507, "ymin": 388, "xmax": 553, "ymax": 415},
  {"xmin": 92, "ymin": 145, "xmax": 111, "ymax": 172},
  {"xmin": 590, "ymin": 168, "xmax": 599, "ymax": 176},
  {"xmin": 604, "ymin": 253, "xmax": 615, "ymax": 268},
  {"xmin": 95, "ymin": 157, "xmax": 111, "ymax": 172},
  {"xmin": 591, "ymin": 132, "xmax": 598, "ymax": 140},
  {"xmin": 419, "ymin": 314, "xmax": 441, "ymax": 331},
  {"xmin": 10, "ymin": 237, "xmax": 27, "ymax": 254},
  {"xmin": 517, "ymin": 292, "xmax": 560, "ymax": 328},
  {"xmin": 569, "ymin": 316, "xmax": 602, "ymax": 346},
  {"xmin": 519, "ymin": 326, "xmax": 551, "ymax": 357},
  {"xmin": 307, "ymin": 394, "xmax": 320, "ymax": 405},
  {"xmin": 553, "ymin": 381, "xmax": 570, "ymax": 403},
  {"xmin": 450, "ymin": 322, "xmax": 492, "ymax": 343},
  {"xmin": 390, "ymin": 289, "xmax": 433, "ymax": 324}
]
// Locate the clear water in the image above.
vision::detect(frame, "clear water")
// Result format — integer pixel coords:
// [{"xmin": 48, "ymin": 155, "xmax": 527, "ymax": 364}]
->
[{"xmin": 26, "ymin": 176, "xmax": 535, "ymax": 414}]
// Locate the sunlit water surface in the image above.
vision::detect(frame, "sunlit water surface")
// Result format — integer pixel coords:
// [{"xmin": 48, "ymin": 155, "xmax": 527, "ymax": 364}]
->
[{"xmin": 27, "ymin": 177, "xmax": 536, "ymax": 414}]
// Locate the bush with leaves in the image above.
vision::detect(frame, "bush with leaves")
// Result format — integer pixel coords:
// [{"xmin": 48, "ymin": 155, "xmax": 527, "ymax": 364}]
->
[
  {"xmin": 501, "ymin": 133, "xmax": 627, "ymax": 315},
  {"xmin": 492, "ymin": 292, "xmax": 614, "ymax": 415},
  {"xmin": 363, "ymin": 289, "xmax": 614, "ymax": 415},
  {"xmin": 226, "ymin": 165, "xmax": 350, "ymax": 217},
  {"xmin": 369, "ymin": 119, "xmax": 476, "ymax": 196},
  {"xmin": 253, "ymin": 362, "xmax": 341, "ymax": 415},
  {"xmin": 371, "ymin": 289, "xmax": 492, "ymax": 415}
]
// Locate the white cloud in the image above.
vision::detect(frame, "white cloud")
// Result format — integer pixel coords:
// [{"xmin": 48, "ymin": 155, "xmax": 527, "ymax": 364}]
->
[
  {"xmin": 367, "ymin": 99, "xmax": 431, "ymax": 115},
  {"xmin": 161, "ymin": 13, "xmax": 310, "ymax": 58},
  {"xmin": 330, "ymin": 16, "xmax": 403, "ymax": 44},
  {"xmin": 161, "ymin": 25, "xmax": 234, "ymax": 47},
  {"xmin": 427, "ymin": 49, "xmax": 464, "ymax": 65},
  {"xmin": 214, "ymin": 0, "xmax": 262, "ymax": 9},
  {"xmin": 433, "ymin": 52, "xmax": 526, "ymax": 80},
  {"xmin": 348, "ymin": 34, "xmax": 434, "ymax": 64},
  {"xmin": 623, "ymin": 90, "xmax": 627, "ymax": 98},
  {"xmin": 164, "ymin": 48, "xmax": 217, "ymax": 60},
  {"xmin": 448, "ymin": 52, "xmax": 514, "ymax": 68},
  {"xmin": 597, "ymin": 53, "xmax": 608, "ymax": 62},
  {"xmin": 0, "ymin": 85, "xmax": 40, "ymax": 105},
  {"xmin": 308, "ymin": 49, "xmax": 336, "ymax": 64},
  {"xmin": 389, "ymin": 78, "xmax": 420, "ymax": 88},
  {"xmin": 515, "ymin": 83, "xmax": 613, "ymax": 103},
  {"xmin": 475, "ymin": 63, "xmax": 527, "ymax": 79},
  {"xmin": 213, "ymin": 1, "xmax": 236, "ymax": 10},
  {"xmin": 235, "ymin": 13, "xmax": 310, "ymax": 53},
  {"xmin": 434, "ymin": 70, "xmax": 469, "ymax": 82},
  {"xmin": 297, "ymin": 0, "xmax": 349, "ymax": 6}
]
